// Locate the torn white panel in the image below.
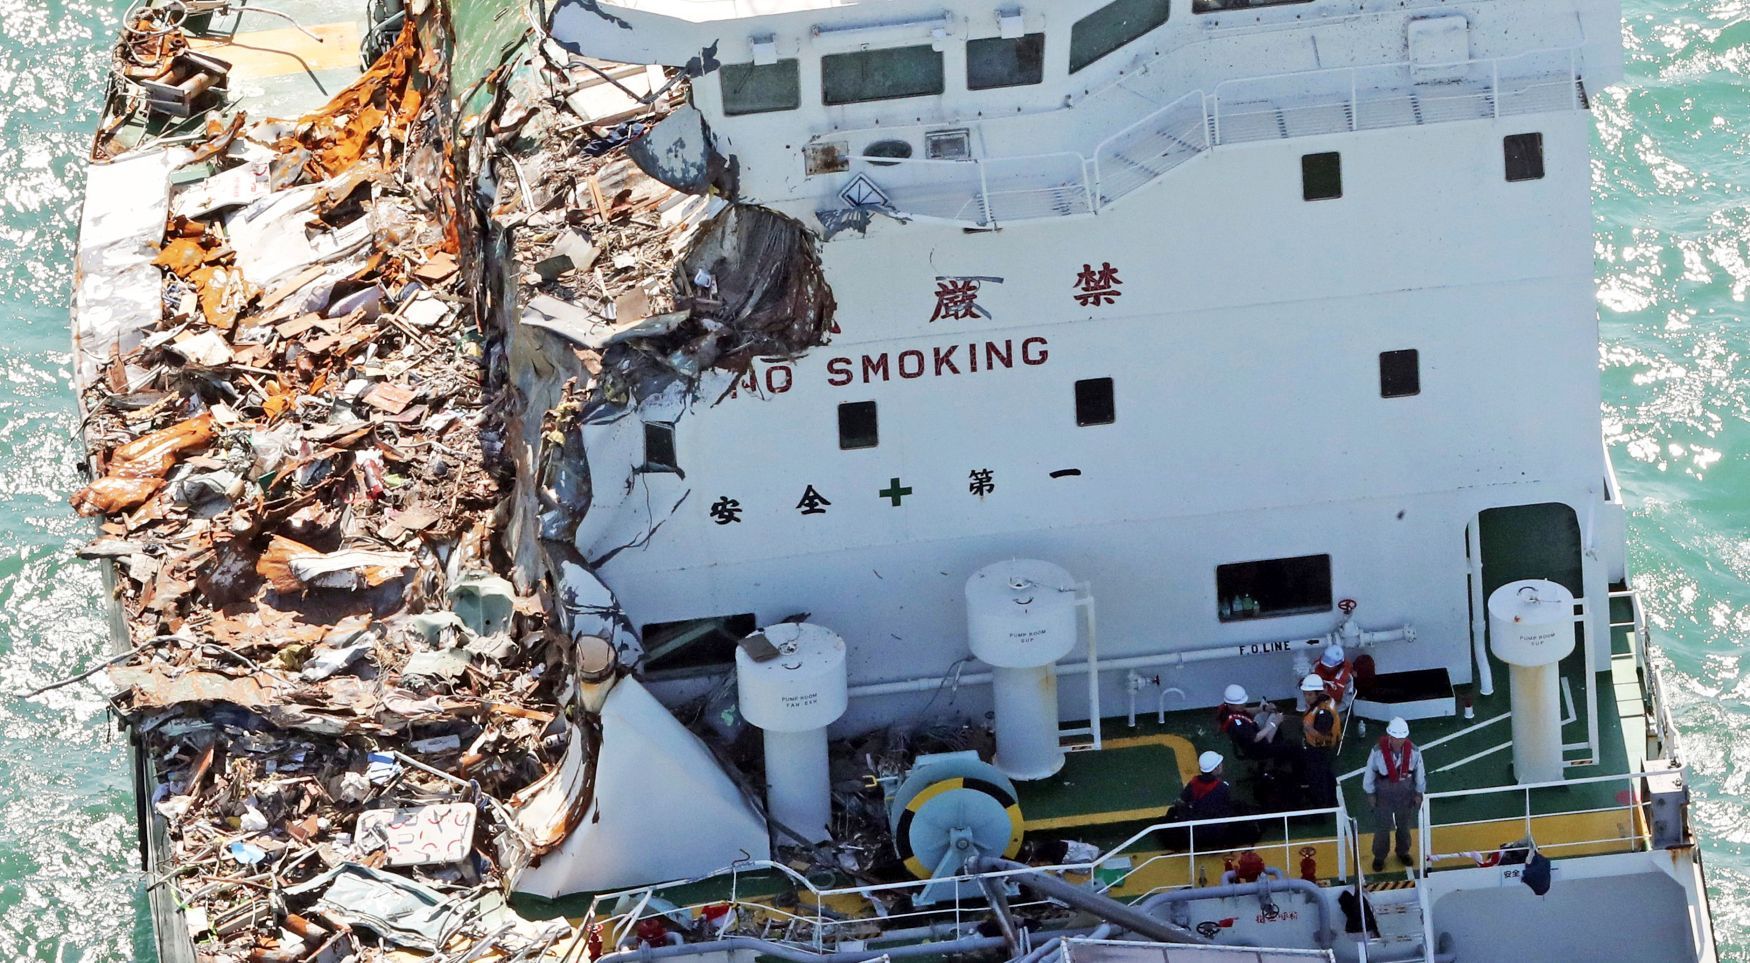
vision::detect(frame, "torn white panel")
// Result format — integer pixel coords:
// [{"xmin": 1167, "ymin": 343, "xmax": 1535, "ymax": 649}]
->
[
  {"xmin": 355, "ymin": 802, "xmax": 477, "ymax": 866},
  {"xmin": 73, "ymin": 149, "xmax": 188, "ymax": 385},
  {"xmin": 225, "ymin": 179, "xmax": 373, "ymax": 289},
  {"xmin": 171, "ymin": 159, "xmax": 272, "ymax": 219},
  {"xmin": 554, "ymin": 558, "xmax": 644, "ymax": 662},
  {"xmin": 511, "ymin": 677, "xmax": 769, "ymax": 897}
]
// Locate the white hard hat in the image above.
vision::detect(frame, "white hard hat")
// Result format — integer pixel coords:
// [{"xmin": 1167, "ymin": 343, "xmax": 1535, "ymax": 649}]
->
[
  {"xmin": 1387, "ymin": 717, "xmax": 1410, "ymax": 739},
  {"xmin": 1198, "ymin": 751, "xmax": 1223, "ymax": 774},
  {"xmin": 1321, "ymin": 644, "xmax": 1345, "ymax": 668},
  {"xmin": 1301, "ymin": 673, "xmax": 1325, "ymax": 693},
  {"xmin": 1223, "ymin": 684, "xmax": 1247, "ymax": 704}
]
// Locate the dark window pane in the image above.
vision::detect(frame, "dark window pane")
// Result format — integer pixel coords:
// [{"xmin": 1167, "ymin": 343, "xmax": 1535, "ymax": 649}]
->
[
  {"xmin": 1070, "ymin": 0, "xmax": 1170, "ymax": 74},
  {"xmin": 1075, "ymin": 377, "xmax": 1115, "ymax": 426},
  {"xmin": 1379, "ymin": 349, "xmax": 1420, "ymax": 398},
  {"xmin": 1504, "ymin": 132, "xmax": 1544, "ymax": 182},
  {"xmin": 1193, "ymin": 0, "xmax": 1314, "ymax": 12},
  {"xmin": 822, "ymin": 46, "xmax": 944, "ymax": 105},
  {"xmin": 968, "ymin": 34, "xmax": 1046, "ymax": 90},
  {"xmin": 720, "ymin": 60, "xmax": 800, "ymax": 116},
  {"xmin": 839, "ymin": 401, "xmax": 878, "ymax": 449},
  {"xmin": 641, "ymin": 613, "xmax": 758, "ymax": 671},
  {"xmin": 1216, "ymin": 555, "xmax": 1333, "ymax": 622},
  {"xmin": 643, "ymin": 422, "xmax": 678, "ymax": 470},
  {"xmin": 1302, "ymin": 152, "xmax": 1341, "ymax": 201}
]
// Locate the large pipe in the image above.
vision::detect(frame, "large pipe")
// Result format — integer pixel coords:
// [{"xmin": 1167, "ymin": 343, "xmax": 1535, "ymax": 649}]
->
[
  {"xmin": 969, "ymin": 858, "xmax": 1209, "ymax": 945},
  {"xmin": 597, "ymin": 934, "xmax": 1010, "ymax": 963},
  {"xmin": 848, "ymin": 625, "xmax": 1415, "ymax": 699},
  {"xmin": 973, "ymin": 859, "xmax": 1335, "ymax": 951}
]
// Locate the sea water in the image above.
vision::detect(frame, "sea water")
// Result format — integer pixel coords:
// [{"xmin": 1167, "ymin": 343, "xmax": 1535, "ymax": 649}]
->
[{"xmin": 0, "ymin": 0, "xmax": 1747, "ymax": 958}]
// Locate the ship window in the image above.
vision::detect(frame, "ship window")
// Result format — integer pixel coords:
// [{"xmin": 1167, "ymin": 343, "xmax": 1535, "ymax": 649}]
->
[
  {"xmin": 839, "ymin": 400, "xmax": 879, "ymax": 449},
  {"xmin": 1379, "ymin": 349, "xmax": 1420, "ymax": 398},
  {"xmin": 720, "ymin": 60, "xmax": 801, "ymax": 115},
  {"xmin": 642, "ymin": 421, "xmax": 679, "ymax": 471},
  {"xmin": 822, "ymin": 46, "xmax": 944, "ymax": 105},
  {"xmin": 1075, "ymin": 377, "xmax": 1116, "ymax": 426},
  {"xmin": 1193, "ymin": 0, "xmax": 1314, "ymax": 12},
  {"xmin": 1216, "ymin": 555, "xmax": 1333, "ymax": 622},
  {"xmin": 1504, "ymin": 132, "xmax": 1544, "ymax": 182},
  {"xmin": 1302, "ymin": 152, "xmax": 1341, "ymax": 201},
  {"xmin": 641, "ymin": 613, "xmax": 758, "ymax": 672},
  {"xmin": 968, "ymin": 33, "xmax": 1046, "ymax": 90},
  {"xmin": 1069, "ymin": 0, "xmax": 1170, "ymax": 74}
]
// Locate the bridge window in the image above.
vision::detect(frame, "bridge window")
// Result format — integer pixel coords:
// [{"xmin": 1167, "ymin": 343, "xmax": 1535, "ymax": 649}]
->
[
  {"xmin": 1193, "ymin": 0, "xmax": 1314, "ymax": 12},
  {"xmin": 839, "ymin": 400, "xmax": 879, "ymax": 449},
  {"xmin": 1302, "ymin": 151, "xmax": 1341, "ymax": 201},
  {"xmin": 1379, "ymin": 349, "xmax": 1420, "ymax": 398},
  {"xmin": 822, "ymin": 46, "xmax": 944, "ymax": 105},
  {"xmin": 720, "ymin": 60, "xmax": 800, "ymax": 115},
  {"xmin": 1075, "ymin": 377, "xmax": 1116, "ymax": 426},
  {"xmin": 1069, "ymin": 0, "xmax": 1170, "ymax": 74},
  {"xmin": 1504, "ymin": 132, "xmax": 1545, "ymax": 182},
  {"xmin": 1216, "ymin": 554, "xmax": 1333, "ymax": 622},
  {"xmin": 968, "ymin": 33, "xmax": 1046, "ymax": 90}
]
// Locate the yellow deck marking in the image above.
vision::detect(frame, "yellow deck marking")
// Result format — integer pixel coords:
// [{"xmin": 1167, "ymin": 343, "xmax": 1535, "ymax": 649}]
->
[{"xmin": 190, "ymin": 22, "xmax": 362, "ymax": 80}]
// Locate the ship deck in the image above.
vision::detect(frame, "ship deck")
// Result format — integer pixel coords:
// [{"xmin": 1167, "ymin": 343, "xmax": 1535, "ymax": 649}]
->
[{"xmin": 524, "ymin": 590, "xmax": 1656, "ymax": 923}]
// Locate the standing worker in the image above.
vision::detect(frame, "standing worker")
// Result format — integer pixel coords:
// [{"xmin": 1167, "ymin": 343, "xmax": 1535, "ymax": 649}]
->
[
  {"xmin": 1362, "ymin": 717, "xmax": 1424, "ymax": 872},
  {"xmin": 1298, "ymin": 674, "xmax": 1342, "ymax": 807}
]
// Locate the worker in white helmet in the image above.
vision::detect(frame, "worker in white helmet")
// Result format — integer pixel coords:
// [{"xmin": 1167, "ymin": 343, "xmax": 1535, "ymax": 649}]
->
[
  {"xmin": 1315, "ymin": 643, "xmax": 1356, "ymax": 707},
  {"xmin": 1297, "ymin": 673, "xmax": 1342, "ymax": 808},
  {"xmin": 1362, "ymin": 716, "xmax": 1424, "ymax": 872},
  {"xmin": 1215, "ymin": 682, "xmax": 1287, "ymax": 764},
  {"xmin": 1170, "ymin": 750, "xmax": 1263, "ymax": 850}
]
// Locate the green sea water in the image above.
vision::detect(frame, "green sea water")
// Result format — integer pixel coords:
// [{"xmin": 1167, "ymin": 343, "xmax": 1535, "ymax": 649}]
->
[{"xmin": 1, "ymin": 0, "xmax": 1747, "ymax": 958}]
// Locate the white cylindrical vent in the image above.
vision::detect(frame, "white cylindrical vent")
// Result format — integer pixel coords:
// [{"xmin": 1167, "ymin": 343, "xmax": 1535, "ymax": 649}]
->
[
  {"xmin": 966, "ymin": 560, "xmax": 1079, "ymax": 780},
  {"xmin": 736, "ymin": 623, "xmax": 848, "ymax": 843},
  {"xmin": 1488, "ymin": 579, "xmax": 1577, "ymax": 784}
]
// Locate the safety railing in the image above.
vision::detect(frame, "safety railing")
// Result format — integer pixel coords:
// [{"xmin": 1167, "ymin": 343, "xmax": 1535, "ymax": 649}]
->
[
  {"xmin": 1212, "ymin": 45, "xmax": 1581, "ymax": 146},
  {"xmin": 1414, "ymin": 768, "xmax": 1672, "ymax": 874},
  {"xmin": 582, "ymin": 799, "xmax": 1354, "ymax": 955}
]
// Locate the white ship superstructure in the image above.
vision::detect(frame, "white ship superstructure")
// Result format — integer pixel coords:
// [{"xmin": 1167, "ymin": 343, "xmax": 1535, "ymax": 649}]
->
[
  {"xmin": 62, "ymin": 0, "xmax": 1720, "ymax": 959},
  {"xmin": 524, "ymin": 0, "xmax": 1716, "ymax": 959}
]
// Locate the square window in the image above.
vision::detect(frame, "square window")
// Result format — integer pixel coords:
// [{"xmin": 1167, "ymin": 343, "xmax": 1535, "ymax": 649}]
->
[
  {"xmin": 1075, "ymin": 377, "xmax": 1116, "ymax": 426},
  {"xmin": 1216, "ymin": 555, "xmax": 1333, "ymax": 622},
  {"xmin": 1379, "ymin": 349, "xmax": 1420, "ymax": 398},
  {"xmin": 1504, "ymin": 132, "xmax": 1544, "ymax": 182},
  {"xmin": 1302, "ymin": 152, "xmax": 1342, "ymax": 201},
  {"xmin": 719, "ymin": 60, "xmax": 800, "ymax": 115},
  {"xmin": 839, "ymin": 401, "xmax": 878, "ymax": 449},
  {"xmin": 642, "ymin": 422, "xmax": 679, "ymax": 471},
  {"xmin": 968, "ymin": 34, "xmax": 1046, "ymax": 90}
]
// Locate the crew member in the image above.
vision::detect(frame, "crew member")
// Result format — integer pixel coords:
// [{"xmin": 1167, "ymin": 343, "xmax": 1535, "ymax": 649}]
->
[
  {"xmin": 1315, "ymin": 644, "xmax": 1355, "ymax": 706},
  {"xmin": 1298, "ymin": 673, "xmax": 1342, "ymax": 807},
  {"xmin": 1216, "ymin": 684, "xmax": 1287, "ymax": 763},
  {"xmin": 1179, "ymin": 751, "xmax": 1236, "ymax": 822},
  {"xmin": 1362, "ymin": 717, "xmax": 1424, "ymax": 872}
]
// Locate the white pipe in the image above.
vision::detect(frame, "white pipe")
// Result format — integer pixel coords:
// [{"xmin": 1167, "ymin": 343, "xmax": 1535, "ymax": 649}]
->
[
  {"xmin": 1467, "ymin": 518, "xmax": 1495, "ymax": 696},
  {"xmin": 845, "ymin": 623, "xmax": 1415, "ymax": 698}
]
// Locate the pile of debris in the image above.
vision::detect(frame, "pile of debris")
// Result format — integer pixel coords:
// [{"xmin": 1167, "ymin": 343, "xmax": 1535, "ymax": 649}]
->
[{"xmin": 62, "ymin": 17, "xmax": 581, "ymax": 962}]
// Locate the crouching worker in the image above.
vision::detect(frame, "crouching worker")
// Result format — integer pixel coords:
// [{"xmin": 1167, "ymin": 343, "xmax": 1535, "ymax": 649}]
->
[
  {"xmin": 1216, "ymin": 684, "xmax": 1290, "ymax": 764},
  {"xmin": 1168, "ymin": 751, "xmax": 1263, "ymax": 851}
]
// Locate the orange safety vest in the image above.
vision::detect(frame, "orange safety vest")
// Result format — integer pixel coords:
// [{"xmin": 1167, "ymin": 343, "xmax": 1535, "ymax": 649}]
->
[
  {"xmin": 1315, "ymin": 660, "xmax": 1354, "ymax": 701},
  {"xmin": 1303, "ymin": 700, "xmax": 1342, "ymax": 748}
]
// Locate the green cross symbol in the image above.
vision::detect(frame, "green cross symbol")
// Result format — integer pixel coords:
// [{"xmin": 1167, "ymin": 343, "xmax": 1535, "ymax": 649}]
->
[{"xmin": 879, "ymin": 477, "xmax": 913, "ymax": 507}]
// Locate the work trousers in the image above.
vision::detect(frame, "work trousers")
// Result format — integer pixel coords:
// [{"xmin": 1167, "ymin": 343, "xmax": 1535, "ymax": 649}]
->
[{"xmin": 1371, "ymin": 778, "xmax": 1418, "ymax": 861}]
